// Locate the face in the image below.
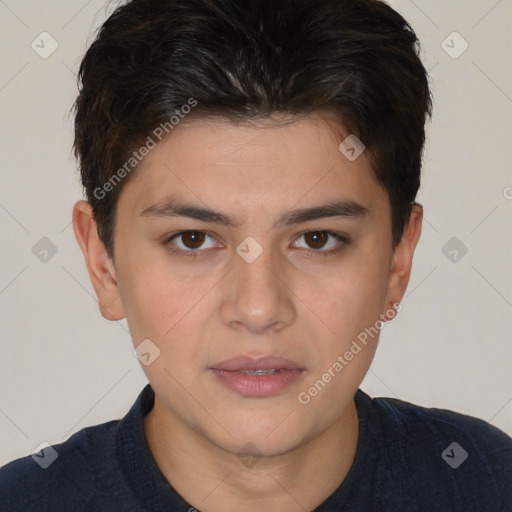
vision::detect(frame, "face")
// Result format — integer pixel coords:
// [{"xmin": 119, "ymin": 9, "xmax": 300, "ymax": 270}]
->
[{"xmin": 76, "ymin": 114, "xmax": 420, "ymax": 457}]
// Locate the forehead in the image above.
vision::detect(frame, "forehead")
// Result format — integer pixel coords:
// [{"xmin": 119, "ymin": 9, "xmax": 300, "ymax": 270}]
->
[{"xmin": 118, "ymin": 114, "xmax": 388, "ymax": 220}]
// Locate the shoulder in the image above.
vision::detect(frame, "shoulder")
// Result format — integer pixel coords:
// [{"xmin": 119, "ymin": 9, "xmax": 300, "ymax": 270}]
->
[
  {"xmin": 0, "ymin": 419, "xmax": 120, "ymax": 511},
  {"xmin": 356, "ymin": 391, "xmax": 512, "ymax": 511},
  {"xmin": 372, "ymin": 393, "xmax": 512, "ymax": 458}
]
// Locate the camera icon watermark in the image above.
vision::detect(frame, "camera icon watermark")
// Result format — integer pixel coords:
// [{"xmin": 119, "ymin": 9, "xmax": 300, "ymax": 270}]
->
[
  {"xmin": 133, "ymin": 338, "xmax": 161, "ymax": 366},
  {"xmin": 237, "ymin": 442, "xmax": 262, "ymax": 468},
  {"xmin": 32, "ymin": 237, "xmax": 58, "ymax": 263},
  {"xmin": 31, "ymin": 31, "xmax": 59, "ymax": 59},
  {"xmin": 338, "ymin": 134, "xmax": 365, "ymax": 161},
  {"xmin": 236, "ymin": 236, "xmax": 263, "ymax": 264},
  {"xmin": 441, "ymin": 442, "xmax": 468, "ymax": 469},
  {"xmin": 441, "ymin": 31, "xmax": 468, "ymax": 60},
  {"xmin": 31, "ymin": 442, "xmax": 58, "ymax": 469},
  {"xmin": 442, "ymin": 236, "xmax": 468, "ymax": 263}
]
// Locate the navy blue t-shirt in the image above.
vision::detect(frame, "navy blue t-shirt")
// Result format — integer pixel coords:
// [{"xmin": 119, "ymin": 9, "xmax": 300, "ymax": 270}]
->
[{"xmin": 1, "ymin": 384, "xmax": 511, "ymax": 511}]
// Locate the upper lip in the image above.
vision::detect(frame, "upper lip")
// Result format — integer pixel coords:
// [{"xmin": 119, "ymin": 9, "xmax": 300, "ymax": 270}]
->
[{"xmin": 211, "ymin": 356, "xmax": 304, "ymax": 372}]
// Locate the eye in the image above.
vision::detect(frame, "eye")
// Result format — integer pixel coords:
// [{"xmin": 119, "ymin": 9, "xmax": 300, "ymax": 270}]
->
[
  {"xmin": 165, "ymin": 231, "xmax": 218, "ymax": 255},
  {"xmin": 291, "ymin": 230, "xmax": 349, "ymax": 255}
]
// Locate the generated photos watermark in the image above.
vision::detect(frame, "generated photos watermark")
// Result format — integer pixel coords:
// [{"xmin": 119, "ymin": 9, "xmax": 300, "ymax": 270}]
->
[
  {"xmin": 298, "ymin": 303, "xmax": 402, "ymax": 405},
  {"xmin": 93, "ymin": 97, "xmax": 198, "ymax": 200}
]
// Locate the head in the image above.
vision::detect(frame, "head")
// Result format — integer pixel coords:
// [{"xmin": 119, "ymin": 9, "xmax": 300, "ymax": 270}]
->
[{"xmin": 72, "ymin": 0, "xmax": 431, "ymax": 457}]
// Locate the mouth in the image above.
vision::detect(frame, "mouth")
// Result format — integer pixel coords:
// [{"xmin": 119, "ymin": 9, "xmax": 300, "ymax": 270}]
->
[{"xmin": 210, "ymin": 356, "xmax": 306, "ymax": 397}]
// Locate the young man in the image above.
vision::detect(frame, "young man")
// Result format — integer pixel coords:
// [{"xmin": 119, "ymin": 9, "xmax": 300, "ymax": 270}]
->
[{"xmin": 1, "ymin": 0, "xmax": 510, "ymax": 510}]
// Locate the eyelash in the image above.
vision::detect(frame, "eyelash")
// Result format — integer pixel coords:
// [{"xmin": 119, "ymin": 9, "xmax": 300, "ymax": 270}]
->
[{"xmin": 163, "ymin": 230, "xmax": 350, "ymax": 258}]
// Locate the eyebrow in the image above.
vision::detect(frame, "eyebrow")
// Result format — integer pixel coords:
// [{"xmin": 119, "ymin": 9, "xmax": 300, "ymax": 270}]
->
[{"xmin": 140, "ymin": 197, "xmax": 369, "ymax": 227}]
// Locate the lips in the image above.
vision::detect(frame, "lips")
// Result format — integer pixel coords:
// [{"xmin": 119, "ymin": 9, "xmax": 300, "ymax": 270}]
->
[{"xmin": 210, "ymin": 356, "xmax": 305, "ymax": 397}]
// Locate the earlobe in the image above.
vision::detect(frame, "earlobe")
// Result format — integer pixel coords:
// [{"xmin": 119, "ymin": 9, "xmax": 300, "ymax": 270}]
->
[
  {"xmin": 72, "ymin": 200, "xmax": 125, "ymax": 321},
  {"xmin": 384, "ymin": 204, "xmax": 423, "ymax": 315}
]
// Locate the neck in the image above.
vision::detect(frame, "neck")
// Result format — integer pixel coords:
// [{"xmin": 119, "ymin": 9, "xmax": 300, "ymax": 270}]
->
[{"xmin": 144, "ymin": 397, "xmax": 359, "ymax": 512}]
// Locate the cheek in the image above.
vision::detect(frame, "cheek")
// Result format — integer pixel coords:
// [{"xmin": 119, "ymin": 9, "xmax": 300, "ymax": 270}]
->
[
  {"xmin": 118, "ymin": 265, "xmax": 204, "ymax": 389},
  {"xmin": 115, "ymin": 254, "xmax": 186, "ymax": 344},
  {"xmin": 321, "ymin": 258, "xmax": 389, "ymax": 341},
  {"xmin": 306, "ymin": 257, "xmax": 390, "ymax": 392},
  {"xmin": 115, "ymin": 250, "xmax": 219, "ymax": 375}
]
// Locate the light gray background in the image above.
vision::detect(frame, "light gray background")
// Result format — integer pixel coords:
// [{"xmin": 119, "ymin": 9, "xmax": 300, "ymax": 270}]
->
[{"xmin": 1, "ymin": 0, "xmax": 511, "ymax": 466}]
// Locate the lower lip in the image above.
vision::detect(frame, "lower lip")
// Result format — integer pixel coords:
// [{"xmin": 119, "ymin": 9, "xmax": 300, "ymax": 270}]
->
[{"xmin": 210, "ymin": 369, "xmax": 304, "ymax": 397}]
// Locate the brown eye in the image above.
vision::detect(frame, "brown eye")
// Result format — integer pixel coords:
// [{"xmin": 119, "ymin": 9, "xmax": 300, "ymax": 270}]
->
[
  {"xmin": 303, "ymin": 231, "xmax": 328, "ymax": 249},
  {"xmin": 166, "ymin": 231, "xmax": 218, "ymax": 254},
  {"xmin": 180, "ymin": 231, "xmax": 205, "ymax": 249},
  {"xmin": 292, "ymin": 230, "xmax": 349, "ymax": 256}
]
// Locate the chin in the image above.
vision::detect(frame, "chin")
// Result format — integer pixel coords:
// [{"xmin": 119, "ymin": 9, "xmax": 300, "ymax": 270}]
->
[{"xmin": 206, "ymin": 415, "xmax": 312, "ymax": 459}]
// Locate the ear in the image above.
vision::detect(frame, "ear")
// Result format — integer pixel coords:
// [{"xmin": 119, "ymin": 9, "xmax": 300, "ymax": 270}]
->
[
  {"xmin": 382, "ymin": 203, "xmax": 423, "ymax": 318},
  {"xmin": 72, "ymin": 200, "xmax": 125, "ymax": 321}
]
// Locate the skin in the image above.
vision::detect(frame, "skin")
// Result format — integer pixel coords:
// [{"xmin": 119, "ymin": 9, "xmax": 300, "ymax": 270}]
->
[{"xmin": 73, "ymin": 114, "xmax": 422, "ymax": 511}]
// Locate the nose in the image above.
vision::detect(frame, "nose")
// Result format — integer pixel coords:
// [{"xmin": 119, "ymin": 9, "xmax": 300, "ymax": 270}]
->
[{"xmin": 220, "ymin": 243, "xmax": 296, "ymax": 334}]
